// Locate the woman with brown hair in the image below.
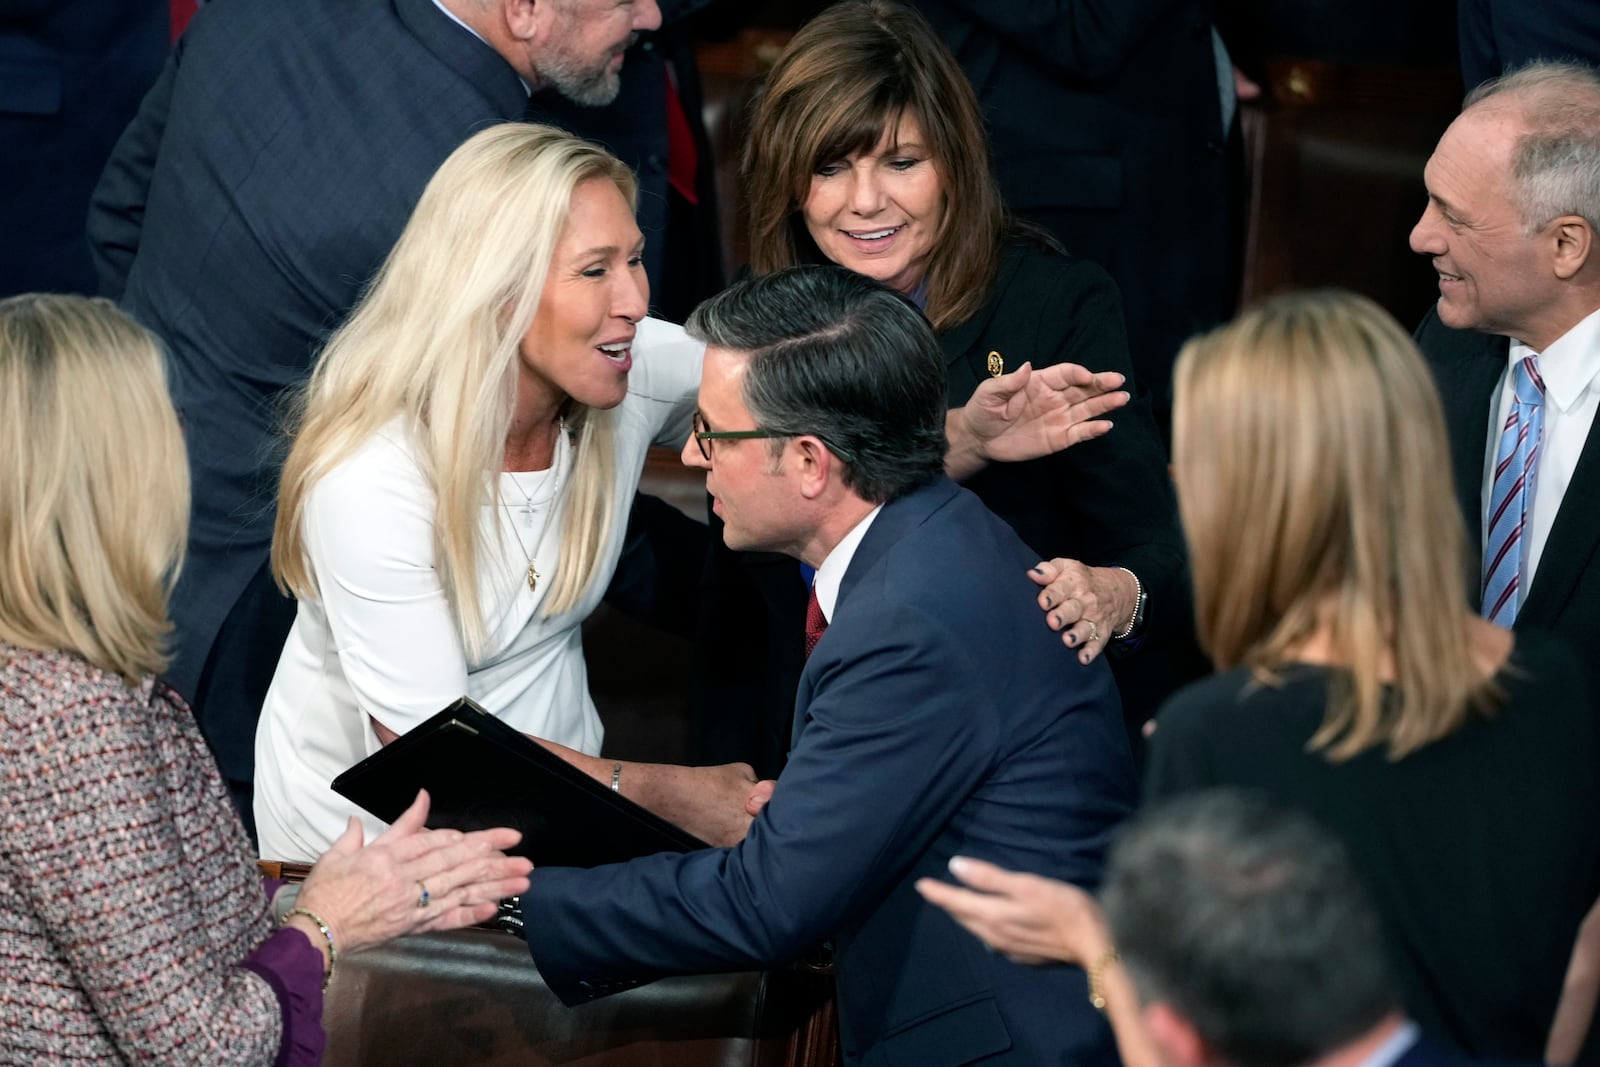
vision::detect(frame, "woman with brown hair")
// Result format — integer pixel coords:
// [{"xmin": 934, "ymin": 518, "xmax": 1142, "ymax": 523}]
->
[
  {"xmin": 708, "ymin": 0, "xmax": 1188, "ymax": 770},
  {"xmin": 0, "ymin": 293, "xmax": 532, "ymax": 1064},
  {"xmin": 921, "ymin": 290, "xmax": 1600, "ymax": 1063}
]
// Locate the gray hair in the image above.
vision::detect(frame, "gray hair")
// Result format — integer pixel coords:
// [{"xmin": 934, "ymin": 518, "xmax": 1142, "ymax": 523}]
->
[
  {"xmin": 685, "ymin": 265, "xmax": 948, "ymax": 504},
  {"xmin": 1102, "ymin": 790, "xmax": 1396, "ymax": 1067},
  {"xmin": 1466, "ymin": 61, "xmax": 1600, "ymax": 235}
]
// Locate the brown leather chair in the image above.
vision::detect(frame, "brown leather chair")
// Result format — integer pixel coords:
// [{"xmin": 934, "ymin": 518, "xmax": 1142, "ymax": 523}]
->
[{"xmin": 319, "ymin": 927, "xmax": 838, "ymax": 1066}]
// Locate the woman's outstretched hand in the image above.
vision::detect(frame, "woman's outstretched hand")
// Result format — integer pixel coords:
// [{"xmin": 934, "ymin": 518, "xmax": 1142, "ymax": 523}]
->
[
  {"xmin": 915, "ymin": 855, "xmax": 1111, "ymax": 966},
  {"xmin": 945, "ymin": 361, "xmax": 1129, "ymax": 480},
  {"xmin": 294, "ymin": 790, "xmax": 532, "ymax": 957}
]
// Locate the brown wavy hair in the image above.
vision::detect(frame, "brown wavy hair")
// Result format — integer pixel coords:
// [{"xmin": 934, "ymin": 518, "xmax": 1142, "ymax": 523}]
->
[{"xmin": 741, "ymin": 0, "xmax": 1003, "ymax": 331}]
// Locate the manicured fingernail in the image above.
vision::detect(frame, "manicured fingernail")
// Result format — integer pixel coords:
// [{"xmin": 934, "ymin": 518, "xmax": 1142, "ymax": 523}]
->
[
  {"xmin": 948, "ymin": 856, "xmax": 971, "ymax": 875},
  {"xmin": 1041, "ymin": 596, "xmax": 1053, "ymax": 608},
  {"xmin": 1081, "ymin": 651, "xmax": 1093, "ymax": 665},
  {"xmin": 1064, "ymin": 632, "xmax": 1077, "ymax": 646}
]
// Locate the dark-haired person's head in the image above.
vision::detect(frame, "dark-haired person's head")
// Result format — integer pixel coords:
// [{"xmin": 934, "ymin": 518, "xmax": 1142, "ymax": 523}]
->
[
  {"xmin": 741, "ymin": 0, "xmax": 1004, "ymax": 331},
  {"xmin": 1103, "ymin": 790, "xmax": 1400, "ymax": 1067},
  {"xmin": 681, "ymin": 265, "xmax": 947, "ymax": 558}
]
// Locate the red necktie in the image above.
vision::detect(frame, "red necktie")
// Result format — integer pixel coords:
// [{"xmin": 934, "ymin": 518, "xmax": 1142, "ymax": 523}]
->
[
  {"xmin": 169, "ymin": 0, "xmax": 199, "ymax": 43},
  {"xmin": 663, "ymin": 63, "xmax": 699, "ymax": 206},
  {"xmin": 804, "ymin": 586, "xmax": 829, "ymax": 659}
]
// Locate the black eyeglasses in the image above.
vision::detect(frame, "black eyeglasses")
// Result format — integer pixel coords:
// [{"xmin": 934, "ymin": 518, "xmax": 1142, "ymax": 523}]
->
[{"xmin": 691, "ymin": 410, "xmax": 783, "ymax": 461}]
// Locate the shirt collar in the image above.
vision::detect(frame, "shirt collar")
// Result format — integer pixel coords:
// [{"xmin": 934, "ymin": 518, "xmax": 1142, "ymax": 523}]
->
[
  {"xmin": 1510, "ymin": 305, "xmax": 1600, "ymax": 413},
  {"xmin": 812, "ymin": 505, "xmax": 884, "ymax": 623},
  {"xmin": 1356, "ymin": 1021, "xmax": 1420, "ymax": 1067}
]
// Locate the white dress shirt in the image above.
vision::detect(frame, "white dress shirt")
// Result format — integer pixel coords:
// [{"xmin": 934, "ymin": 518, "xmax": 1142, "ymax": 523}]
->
[
  {"xmin": 1481, "ymin": 306, "xmax": 1600, "ymax": 586},
  {"xmin": 812, "ymin": 505, "xmax": 885, "ymax": 623}
]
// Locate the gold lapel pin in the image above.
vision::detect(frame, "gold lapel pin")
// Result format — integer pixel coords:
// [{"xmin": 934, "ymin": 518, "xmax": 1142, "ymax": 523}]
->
[{"xmin": 986, "ymin": 351, "xmax": 1004, "ymax": 378}]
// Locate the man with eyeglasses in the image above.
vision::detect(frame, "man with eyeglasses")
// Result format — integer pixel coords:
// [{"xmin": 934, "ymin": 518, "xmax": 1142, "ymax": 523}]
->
[{"xmin": 522, "ymin": 264, "xmax": 1138, "ymax": 1067}]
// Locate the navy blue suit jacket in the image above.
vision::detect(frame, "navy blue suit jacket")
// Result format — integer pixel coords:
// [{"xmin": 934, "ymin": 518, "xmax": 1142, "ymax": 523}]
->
[{"xmin": 528, "ymin": 478, "xmax": 1137, "ymax": 1065}]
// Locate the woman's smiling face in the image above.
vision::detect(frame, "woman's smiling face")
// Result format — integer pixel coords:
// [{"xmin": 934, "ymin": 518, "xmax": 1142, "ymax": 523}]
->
[{"xmin": 800, "ymin": 110, "xmax": 946, "ymax": 296}]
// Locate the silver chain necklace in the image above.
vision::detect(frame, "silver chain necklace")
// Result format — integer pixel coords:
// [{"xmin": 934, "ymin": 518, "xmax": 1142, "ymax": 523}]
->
[{"xmin": 499, "ymin": 421, "xmax": 569, "ymax": 593}]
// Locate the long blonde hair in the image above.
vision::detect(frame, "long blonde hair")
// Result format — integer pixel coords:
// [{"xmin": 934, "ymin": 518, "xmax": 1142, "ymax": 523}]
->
[
  {"xmin": 1171, "ymin": 290, "xmax": 1497, "ymax": 760},
  {"xmin": 273, "ymin": 124, "xmax": 635, "ymax": 657},
  {"xmin": 0, "ymin": 294, "xmax": 189, "ymax": 684}
]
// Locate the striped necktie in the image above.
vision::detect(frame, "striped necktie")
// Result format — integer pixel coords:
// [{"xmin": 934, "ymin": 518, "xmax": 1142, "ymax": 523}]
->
[{"xmin": 1482, "ymin": 355, "xmax": 1546, "ymax": 625}]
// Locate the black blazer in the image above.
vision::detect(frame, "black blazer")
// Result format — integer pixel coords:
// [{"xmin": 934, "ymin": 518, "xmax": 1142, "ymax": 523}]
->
[{"xmin": 1417, "ymin": 307, "xmax": 1600, "ymax": 695}]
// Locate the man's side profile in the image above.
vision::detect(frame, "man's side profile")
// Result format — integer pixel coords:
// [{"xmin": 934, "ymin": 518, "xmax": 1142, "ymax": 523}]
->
[
  {"xmin": 1104, "ymin": 790, "xmax": 1496, "ymax": 1067},
  {"xmin": 85, "ymin": 0, "xmax": 665, "ymax": 832},
  {"xmin": 1410, "ymin": 61, "xmax": 1600, "ymax": 690},
  {"xmin": 1410, "ymin": 61, "xmax": 1600, "ymax": 1065},
  {"xmin": 523, "ymin": 265, "xmax": 1138, "ymax": 1066}
]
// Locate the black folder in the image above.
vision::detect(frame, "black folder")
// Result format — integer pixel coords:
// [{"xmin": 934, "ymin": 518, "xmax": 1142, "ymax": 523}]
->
[{"xmin": 331, "ymin": 697, "xmax": 709, "ymax": 867}]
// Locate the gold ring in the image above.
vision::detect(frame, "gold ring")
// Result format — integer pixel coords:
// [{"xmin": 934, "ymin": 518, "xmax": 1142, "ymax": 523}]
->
[
  {"xmin": 416, "ymin": 881, "xmax": 430, "ymax": 908},
  {"xmin": 1087, "ymin": 621, "xmax": 1100, "ymax": 645}
]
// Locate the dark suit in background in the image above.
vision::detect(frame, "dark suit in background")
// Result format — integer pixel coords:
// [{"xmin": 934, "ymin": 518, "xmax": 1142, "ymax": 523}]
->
[
  {"xmin": 541, "ymin": 0, "xmax": 726, "ymax": 323},
  {"xmin": 1458, "ymin": 0, "xmax": 1600, "ymax": 90},
  {"xmin": 0, "ymin": 0, "xmax": 168, "ymax": 296},
  {"xmin": 88, "ymin": 0, "xmax": 537, "ymax": 831},
  {"xmin": 87, "ymin": 0, "xmax": 720, "ymax": 832},
  {"xmin": 911, "ymin": 0, "xmax": 1235, "ymax": 433},
  {"xmin": 1417, "ymin": 307, "xmax": 1600, "ymax": 700},
  {"xmin": 530, "ymin": 478, "xmax": 1137, "ymax": 1066}
]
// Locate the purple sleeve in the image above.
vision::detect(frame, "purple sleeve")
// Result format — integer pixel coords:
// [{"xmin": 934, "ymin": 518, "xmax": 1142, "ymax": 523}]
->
[{"xmin": 239, "ymin": 929, "xmax": 327, "ymax": 1067}]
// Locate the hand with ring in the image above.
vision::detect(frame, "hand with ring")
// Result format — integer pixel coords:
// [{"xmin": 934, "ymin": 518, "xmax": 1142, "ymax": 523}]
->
[
  {"xmin": 291, "ymin": 789, "xmax": 533, "ymax": 965},
  {"xmin": 1028, "ymin": 559, "xmax": 1138, "ymax": 665}
]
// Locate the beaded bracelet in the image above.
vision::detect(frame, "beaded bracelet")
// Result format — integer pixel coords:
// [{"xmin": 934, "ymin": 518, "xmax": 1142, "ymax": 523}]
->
[
  {"xmin": 282, "ymin": 906, "xmax": 337, "ymax": 991},
  {"xmin": 1087, "ymin": 947, "xmax": 1120, "ymax": 1011}
]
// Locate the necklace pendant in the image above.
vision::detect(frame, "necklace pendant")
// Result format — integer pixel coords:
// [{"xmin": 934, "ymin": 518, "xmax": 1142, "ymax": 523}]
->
[{"xmin": 527, "ymin": 561, "xmax": 539, "ymax": 593}]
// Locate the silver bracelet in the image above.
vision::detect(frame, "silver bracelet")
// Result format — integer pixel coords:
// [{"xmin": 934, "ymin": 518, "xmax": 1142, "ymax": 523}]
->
[{"xmin": 610, "ymin": 762, "xmax": 622, "ymax": 792}]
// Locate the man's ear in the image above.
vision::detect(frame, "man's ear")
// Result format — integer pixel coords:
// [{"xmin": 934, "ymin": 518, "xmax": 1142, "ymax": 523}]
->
[
  {"xmin": 503, "ymin": 0, "xmax": 541, "ymax": 41},
  {"xmin": 1550, "ymin": 215, "xmax": 1594, "ymax": 281},
  {"xmin": 791, "ymin": 436, "xmax": 834, "ymax": 501},
  {"xmin": 1143, "ymin": 1001, "xmax": 1212, "ymax": 1067}
]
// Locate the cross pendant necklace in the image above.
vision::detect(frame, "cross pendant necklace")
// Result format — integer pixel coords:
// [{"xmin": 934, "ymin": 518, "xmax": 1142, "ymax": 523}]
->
[{"xmin": 500, "ymin": 420, "xmax": 568, "ymax": 596}]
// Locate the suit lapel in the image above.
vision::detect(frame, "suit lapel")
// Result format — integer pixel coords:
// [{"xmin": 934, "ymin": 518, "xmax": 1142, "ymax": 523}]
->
[
  {"xmin": 792, "ymin": 478, "xmax": 961, "ymax": 746},
  {"xmin": 1436, "ymin": 333, "xmax": 1506, "ymax": 608},
  {"xmin": 836, "ymin": 478, "xmax": 962, "ymax": 615},
  {"xmin": 1522, "ymin": 400, "xmax": 1600, "ymax": 625},
  {"xmin": 937, "ymin": 243, "xmax": 1023, "ymax": 399}
]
